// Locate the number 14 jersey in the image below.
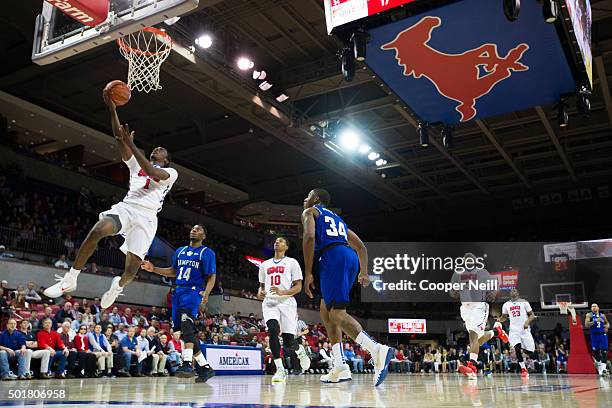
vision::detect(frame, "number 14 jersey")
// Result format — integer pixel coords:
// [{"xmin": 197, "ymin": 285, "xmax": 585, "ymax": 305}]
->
[{"xmin": 172, "ymin": 245, "xmax": 216, "ymax": 288}]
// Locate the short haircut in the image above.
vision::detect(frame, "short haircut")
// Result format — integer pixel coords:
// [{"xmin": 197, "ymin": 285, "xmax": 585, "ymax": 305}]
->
[
  {"xmin": 195, "ymin": 224, "xmax": 207, "ymax": 235},
  {"xmin": 313, "ymin": 188, "xmax": 331, "ymax": 206},
  {"xmin": 276, "ymin": 236, "xmax": 289, "ymax": 247}
]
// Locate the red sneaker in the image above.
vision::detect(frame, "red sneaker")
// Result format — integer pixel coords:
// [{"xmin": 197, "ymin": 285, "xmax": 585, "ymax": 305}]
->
[
  {"xmin": 459, "ymin": 362, "xmax": 477, "ymax": 379},
  {"xmin": 521, "ymin": 368, "xmax": 529, "ymax": 378},
  {"xmin": 467, "ymin": 361, "xmax": 478, "ymax": 374},
  {"xmin": 493, "ymin": 322, "xmax": 509, "ymax": 343}
]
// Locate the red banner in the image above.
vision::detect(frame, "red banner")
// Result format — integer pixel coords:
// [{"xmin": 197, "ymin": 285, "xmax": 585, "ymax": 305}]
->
[{"xmin": 45, "ymin": 0, "xmax": 109, "ymax": 27}]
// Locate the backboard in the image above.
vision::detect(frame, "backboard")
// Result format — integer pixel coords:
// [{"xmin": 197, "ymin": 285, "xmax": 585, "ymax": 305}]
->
[
  {"xmin": 32, "ymin": 0, "xmax": 198, "ymax": 65},
  {"xmin": 539, "ymin": 281, "xmax": 588, "ymax": 310}
]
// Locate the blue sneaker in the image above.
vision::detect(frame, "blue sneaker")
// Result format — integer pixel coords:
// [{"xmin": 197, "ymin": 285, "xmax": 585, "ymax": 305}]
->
[{"xmin": 175, "ymin": 364, "xmax": 196, "ymax": 378}]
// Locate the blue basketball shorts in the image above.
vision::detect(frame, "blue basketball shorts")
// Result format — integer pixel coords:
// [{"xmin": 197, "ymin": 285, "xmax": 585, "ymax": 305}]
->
[
  {"xmin": 318, "ymin": 245, "xmax": 359, "ymax": 309},
  {"xmin": 172, "ymin": 286, "xmax": 202, "ymax": 331}
]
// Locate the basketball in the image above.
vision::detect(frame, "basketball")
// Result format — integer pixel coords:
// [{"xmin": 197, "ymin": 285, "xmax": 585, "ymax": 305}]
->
[{"xmin": 105, "ymin": 80, "xmax": 131, "ymax": 106}]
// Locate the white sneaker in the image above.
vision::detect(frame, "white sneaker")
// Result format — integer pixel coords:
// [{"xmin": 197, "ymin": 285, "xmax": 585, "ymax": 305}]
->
[
  {"xmin": 272, "ymin": 368, "xmax": 287, "ymax": 383},
  {"xmin": 372, "ymin": 345, "xmax": 394, "ymax": 387},
  {"xmin": 296, "ymin": 345, "xmax": 311, "ymax": 371},
  {"xmin": 43, "ymin": 270, "xmax": 79, "ymax": 298},
  {"xmin": 101, "ymin": 277, "xmax": 124, "ymax": 309},
  {"xmin": 320, "ymin": 363, "xmax": 352, "ymax": 383}
]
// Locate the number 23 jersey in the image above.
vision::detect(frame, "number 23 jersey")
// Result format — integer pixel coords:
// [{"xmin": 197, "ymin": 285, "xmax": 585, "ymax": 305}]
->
[{"xmin": 172, "ymin": 245, "xmax": 216, "ymax": 288}]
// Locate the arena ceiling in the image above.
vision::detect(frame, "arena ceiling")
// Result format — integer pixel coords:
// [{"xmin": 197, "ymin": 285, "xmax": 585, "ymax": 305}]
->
[{"xmin": 1, "ymin": 0, "xmax": 612, "ymax": 236}]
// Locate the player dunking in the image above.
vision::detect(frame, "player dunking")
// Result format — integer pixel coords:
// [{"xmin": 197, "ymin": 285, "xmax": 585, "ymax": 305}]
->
[
  {"xmin": 302, "ymin": 189, "xmax": 393, "ymax": 386},
  {"xmin": 141, "ymin": 224, "xmax": 216, "ymax": 383},
  {"xmin": 450, "ymin": 253, "xmax": 508, "ymax": 379},
  {"xmin": 44, "ymin": 84, "xmax": 178, "ymax": 308},
  {"xmin": 256, "ymin": 236, "xmax": 311, "ymax": 383},
  {"xmin": 585, "ymin": 303, "xmax": 610, "ymax": 376},
  {"xmin": 498, "ymin": 289, "xmax": 536, "ymax": 378}
]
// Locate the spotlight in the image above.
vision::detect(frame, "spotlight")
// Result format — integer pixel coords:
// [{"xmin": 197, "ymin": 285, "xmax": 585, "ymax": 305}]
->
[
  {"xmin": 341, "ymin": 47, "xmax": 355, "ymax": 82},
  {"xmin": 259, "ymin": 81, "xmax": 273, "ymax": 91},
  {"xmin": 417, "ymin": 122, "xmax": 429, "ymax": 147},
  {"xmin": 253, "ymin": 70, "xmax": 267, "ymax": 80},
  {"xmin": 237, "ymin": 57, "xmax": 254, "ymax": 71},
  {"xmin": 375, "ymin": 159, "xmax": 385, "ymax": 166},
  {"xmin": 338, "ymin": 129, "xmax": 360, "ymax": 151},
  {"xmin": 368, "ymin": 152, "xmax": 380, "ymax": 161},
  {"xmin": 442, "ymin": 126, "xmax": 453, "ymax": 150},
  {"xmin": 195, "ymin": 34, "xmax": 213, "ymax": 49},
  {"xmin": 351, "ymin": 29, "xmax": 368, "ymax": 62},
  {"xmin": 276, "ymin": 94, "xmax": 289, "ymax": 103},
  {"xmin": 358, "ymin": 144, "xmax": 372, "ymax": 154},
  {"xmin": 543, "ymin": 0, "xmax": 558, "ymax": 23},
  {"xmin": 558, "ymin": 101, "xmax": 568, "ymax": 128}
]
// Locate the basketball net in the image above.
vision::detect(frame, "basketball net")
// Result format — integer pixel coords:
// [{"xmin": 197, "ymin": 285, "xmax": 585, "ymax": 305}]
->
[
  {"xmin": 117, "ymin": 27, "xmax": 172, "ymax": 93},
  {"xmin": 558, "ymin": 301, "xmax": 577, "ymax": 324}
]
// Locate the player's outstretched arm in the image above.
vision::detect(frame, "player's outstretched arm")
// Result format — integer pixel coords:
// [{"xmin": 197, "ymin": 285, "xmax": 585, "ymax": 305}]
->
[
  {"xmin": 348, "ymin": 229, "xmax": 369, "ymax": 287},
  {"xmin": 103, "ymin": 85, "xmax": 131, "ymax": 161},
  {"xmin": 123, "ymin": 135, "xmax": 171, "ymax": 181},
  {"xmin": 301, "ymin": 208, "xmax": 317, "ymax": 298},
  {"xmin": 141, "ymin": 260, "xmax": 176, "ymax": 277},
  {"xmin": 200, "ymin": 273, "xmax": 216, "ymax": 301}
]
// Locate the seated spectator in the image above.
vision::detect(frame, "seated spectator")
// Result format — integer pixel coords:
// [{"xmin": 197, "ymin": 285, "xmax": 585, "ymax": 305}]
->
[
  {"xmin": 105, "ymin": 325, "xmax": 128, "ymax": 377},
  {"xmin": 114, "ymin": 324, "xmax": 127, "ymax": 342},
  {"xmin": 422, "ymin": 350, "xmax": 435, "ymax": 373},
  {"xmin": 136, "ymin": 328, "xmax": 154, "ymax": 376},
  {"xmin": 145, "ymin": 327, "xmax": 167, "ymax": 376},
  {"xmin": 132, "ymin": 310, "xmax": 148, "ymax": 328},
  {"xmin": 535, "ymin": 346, "xmax": 550, "ymax": 374},
  {"xmin": 160, "ymin": 334, "xmax": 179, "ymax": 374},
  {"xmin": 73, "ymin": 324, "xmax": 97, "ymax": 378},
  {"xmin": 148, "ymin": 306, "xmax": 160, "ymax": 322},
  {"xmin": 71, "ymin": 313, "xmax": 85, "ymax": 331},
  {"xmin": 318, "ymin": 342, "xmax": 332, "ymax": 369},
  {"xmin": 54, "ymin": 254, "xmax": 69, "ymax": 269},
  {"xmin": 55, "ymin": 302, "xmax": 73, "ymax": 325},
  {"xmin": 0, "ymin": 319, "xmax": 29, "ymax": 379},
  {"xmin": 19, "ymin": 319, "xmax": 51, "ymax": 379},
  {"xmin": 82, "ymin": 310, "xmax": 95, "ymax": 325},
  {"xmin": 88, "ymin": 324, "xmax": 113, "ymax": 377},
  {"xmin": 160, "ymin": 307, "xmax": 171, "ymax": 322},
  {"xmin": 12, "ymin": 285, "xmax": 26, "ymax": 309},
  {"xmin": 0, "ymin": 245, "xmax": 15, "ymax": 258},
  {"xmin": 123, "ymin": 308, "xmax": 133, "ymax": 326},
  {"xmin": 391, "ymin": 348, "xmax": 410, "ymax": 373},
  {"xmin": 90, "ymin": 298, "xmax": 102, "ymax": 317},
  {"xmin": 37, "ymin": 318, "xmax": 69, "ymax": 378},
  {"xmin": 87, "ymin": 262, "xmax": 99, "ymax": 274},
  {"xmin": 556, "ymin": 344, "xmax": 568, "ymax": 373},
  {"xmin": 70, "ymin": 303, "xmax": 81, "ymax": 320},
  {"xmin": 109, "ymin": 307, "xmax": 123, "ymax": 327},
  {"xmin": 344, "ymin": 343, "xmax": 364, "ymax": 373},
  {"xmin": 120, "ymin": 327, "xmax": 143, "ymax": 376},
  {"xmin": 24, "ymin": 282, "xmax": 42, "ymax": 304}
]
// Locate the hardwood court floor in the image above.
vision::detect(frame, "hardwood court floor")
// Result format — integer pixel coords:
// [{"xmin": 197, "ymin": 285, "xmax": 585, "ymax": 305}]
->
[{"xmin": 0, "ymin": 373, "xmax": 609, "ymax": 407}]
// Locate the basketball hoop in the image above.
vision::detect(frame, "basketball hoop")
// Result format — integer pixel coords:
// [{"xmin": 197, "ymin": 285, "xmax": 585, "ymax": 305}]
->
[
  {"xmin": 558, "ymin": 301, "xmax": 577, "ymax": 324},
  {"xmin": 117, "ymin": 27, "xmax": 172, "ymax": 93}
]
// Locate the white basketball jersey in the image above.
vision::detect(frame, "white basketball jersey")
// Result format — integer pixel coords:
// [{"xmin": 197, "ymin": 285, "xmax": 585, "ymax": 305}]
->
[
  {"xmin": 258, "ymin": 256, "xmax": 303, "ymax": 299},
  {"xmin": 122, "ymin": 156, "xmax": 178, "ymax": 212},
  {"xmin": 502, "ymin": 299, "xmax": 532, "ymax": 332}
]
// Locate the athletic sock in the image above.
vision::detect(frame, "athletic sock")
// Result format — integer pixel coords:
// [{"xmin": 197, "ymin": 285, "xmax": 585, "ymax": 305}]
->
[
  {"xmin": 519, "ymin": 362, "xmax": 526, "ymax": 369},
  {"xmin": 274, "ymin": 358, "xmax": 284, "ymax": 372},
  {"xmin": 69, "ymin": 267, "xmax": 81, "ymax": 277},
  {"xmin": 356, "ymin": 331, "xmax": 379, "ymax": 355},
  {"xmin": 332, "ymin": 343, "xmax": 345, "ymax": 367},
  {"xmin": 194, "ymin": 353, "xmax": 208, "ymax": 367},
  {"xmin": 182, "ymin": 348, "xmax": 193, "ymax": 363}
]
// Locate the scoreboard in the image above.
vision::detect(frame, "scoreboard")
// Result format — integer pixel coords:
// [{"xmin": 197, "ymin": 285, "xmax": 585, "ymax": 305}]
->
[
  {"xmin": 388, "ymin": 318, "xmax": 427, "ymax": 334},
  {"xmin": 324, "ymin": 0, "xmax": 419, "ymax": 33}
]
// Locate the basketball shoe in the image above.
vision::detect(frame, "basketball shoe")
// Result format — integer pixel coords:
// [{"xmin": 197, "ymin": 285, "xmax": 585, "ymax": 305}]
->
[
  {"xmin": 44, "ymin": 270, "xmax": 79, "ymax": 298},
  {"xmin": 320, "ymin": 363, "xmax": 352, "ymax": 383},
  {"xmin": 296, "ymin": 344, "xmax": 311, "ymax": 371},
  {"xmin": 372, "ymin": 344, "xmax": 394, "ymax": 387},
  {"xmin": 493, "ymin": 322, "xmax": 509, "ymax": 343},
  {"xmin": 101, "ymin": 276, "xmax": 124, "ymax": 309},
  {"xmin": 521, "ymin": 367, "xmax": 529, "ymax": 378},
  {"xmin": 272, "ymin": 368, "xmax": 287, "ymax": 383}
]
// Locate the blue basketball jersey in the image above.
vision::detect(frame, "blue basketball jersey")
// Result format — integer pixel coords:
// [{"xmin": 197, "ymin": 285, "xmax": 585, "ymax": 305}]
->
[
  {"xmin": 171, "ymin": 245, "xmax": 216, "ymax": 288},
  {"xmin": 590, "ymin": 312, "xmax": 606, "ymax": 334},
  {"xmin": 313, "ymin": 204, "xmax": 349, "ymax": 253}
]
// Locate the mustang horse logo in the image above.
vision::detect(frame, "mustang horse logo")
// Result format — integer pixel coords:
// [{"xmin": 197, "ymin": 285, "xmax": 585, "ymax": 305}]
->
[{"xmin": 381, "ymin": 16, "xmax": 529, "ymax": 122}]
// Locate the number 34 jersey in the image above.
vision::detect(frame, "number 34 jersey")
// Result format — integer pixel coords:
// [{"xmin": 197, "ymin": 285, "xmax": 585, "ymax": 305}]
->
[
  {"xmin": 313, "ymin": 204, "xmax": 349, "ymax": 253},
  {"xmin": 258, "ymin": 257, "xmax": 303, "ymax": 299},
  {"xmin": 172, "ymin": 245, "xmax": 216, "ymax": 288}
]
